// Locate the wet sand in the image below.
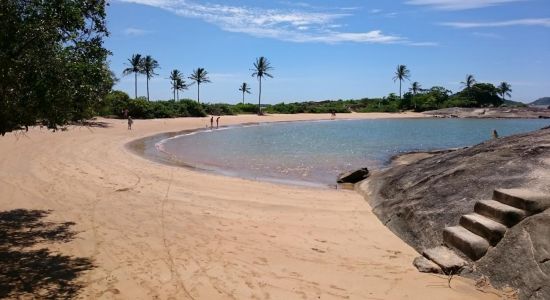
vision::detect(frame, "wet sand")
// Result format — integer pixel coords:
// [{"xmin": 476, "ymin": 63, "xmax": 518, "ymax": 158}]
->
[{"xmin": 0, "ymin": 113, "xmax": 504, "ymax": 299}]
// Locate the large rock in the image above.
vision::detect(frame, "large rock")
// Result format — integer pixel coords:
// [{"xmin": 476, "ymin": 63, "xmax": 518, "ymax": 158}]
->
[
  {"xmin": 337, "ymin": 167, "xmax": 369, "ymax": 184},
  {"xmin": 477, "ymin": 210, "xmax": 550, "ymax": 300},
  {"xmin": 358, "ymin": 127, "xmax": 550, "ymax": 299},
  {"xmin": 413, "ymin": 256, "xmax": 442, "ymax": 274}
]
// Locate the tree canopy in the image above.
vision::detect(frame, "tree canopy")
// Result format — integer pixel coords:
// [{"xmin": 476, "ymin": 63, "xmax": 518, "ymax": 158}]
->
[{"xmin": 0, "ymin": 0, "xmax": 114, "ymax": 135}]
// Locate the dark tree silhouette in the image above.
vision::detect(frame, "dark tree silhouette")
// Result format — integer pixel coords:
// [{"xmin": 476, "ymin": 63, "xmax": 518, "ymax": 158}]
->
[
  {"xmin": 239, "ymin": 82, "xmax": 251, "ymax": 104},
  {"xmin": 409, "ymin": 81, "xmax": 422, "ymax": 109},
  {"xmin": 123, "ymin": 54, "xmax": 143, "ymax": 99},
  {"xmin": 189, "ymin": 68, "xmax": 211, "ymax": 104},
  {"xmin": 169, "ymin": 69, "xmax": 182, "ymax": 101},
  {"xmin": 393, "ymin": 64, "xmax": 410, "ymax": 100},
  {"xmin": 498, "ymin": 82, "xmax": 512, "ymax": 102},
  {"xmin": 251, "ymin": 57, "xmax": 273, "ymax": 115},
  {"xmin": 140, "ymin": 55, "xmax": 159, "ymax": 101}
]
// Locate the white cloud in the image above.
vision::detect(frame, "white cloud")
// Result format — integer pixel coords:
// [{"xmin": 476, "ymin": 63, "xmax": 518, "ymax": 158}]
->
[
  {"xmin": 406, "ymin": 0, "xmax": 521, "ymax": 10},
  {"xmin": 472, "ymin": 32, "xmax": 503, "ymax": 39},
  {"xmin": 123, "ymin": 27, "xmax": 153, "ymax": 36},
  {"xmin": 441, "ymin": 18, "xmax": 550, "ymax": 28},
  {"xmin": 115, "ymin": 0, "xmax": 428, "ymax": 45}
]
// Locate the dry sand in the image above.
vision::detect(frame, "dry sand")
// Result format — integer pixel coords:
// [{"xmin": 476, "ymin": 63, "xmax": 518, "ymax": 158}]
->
[{"xmin": 0, "ymin": 113, "xmax": 503, "ymax": 299}]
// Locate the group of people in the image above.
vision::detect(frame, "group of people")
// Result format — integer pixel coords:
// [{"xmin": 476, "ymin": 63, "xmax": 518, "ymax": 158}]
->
[
  {"xmin": 123, "ymin": 108, "xmax": 223, "ymax": 131},
  {"xmin": 210, "ymin": 116, "xmax": 221, "ymax": 129}
]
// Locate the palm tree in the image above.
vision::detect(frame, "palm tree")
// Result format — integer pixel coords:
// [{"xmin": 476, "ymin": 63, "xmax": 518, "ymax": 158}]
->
[
  {"xmin": 498, "ymin": 82, "xmax": 512, "ymax": 102},
  {"xmin": 176, "ymin": 78, "xmax": 189, "ymax": 101},
  {"xmin": 169, "ymin": 69, "xmax": 182, "ymax": 101},
  {"xmin": 409, "ymin": 81, "xmax": 422, "ymax": 109},
  {"xmin": 393, "ymin": 65, "xmax": 411, "ymax": 99},
  {"xmin": 461, "ymin": 74, "xmax": 476, "ymax": 100},
  {"xmin": 239, "ymin": 82, "xmax": 251, "ymax": 104},
  {"xmin": 140, "ymin": 55, "xmax": 159, "ymax": 101},
  {"xmin": 122, "ymin": 54, "xmax": 142, "ymax": 99},
  {"xmin": 461, "ymin": 74, "xmax": 476, "ymax": 89},
  {"xmin": 251, "ymin": 57, "xmax": 273, "ymax": 115},
  {"xmin": 188, "ymin": 68, "xmax": 210, "ymax": 103}
]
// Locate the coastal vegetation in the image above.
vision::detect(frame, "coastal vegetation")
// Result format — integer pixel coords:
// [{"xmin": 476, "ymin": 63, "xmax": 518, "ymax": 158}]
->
[{"xmin": 1, "ymin": 0, "xmax": 113, "ymax": 135}]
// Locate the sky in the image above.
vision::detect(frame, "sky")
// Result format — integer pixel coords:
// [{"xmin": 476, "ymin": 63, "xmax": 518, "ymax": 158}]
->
[{"xmin": 106, "ymin": 0, "xmax": 550, "ymax": 104}]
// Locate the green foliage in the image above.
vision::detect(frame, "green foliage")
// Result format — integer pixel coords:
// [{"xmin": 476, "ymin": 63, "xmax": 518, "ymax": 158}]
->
[
  {"xmin": 264, "ymin": 100, "xmax": 351, "ymax": 114},
  {"xmin": 232, "ymin": 103, "xmax": 258, "ymax": 114},
  {"xmin": 0, "ymin": 0, "xmax": 113, "ymax": 135},
  {"xmin": 97, "ymin": 91, "xmax": 207, "ymax": 118},
  {"xmin": 203, "ymin": 103, "xmax": 236, "ymax": 116},
  {"xmin": 97, "ymin": 90, "xmax": 131, "ymax": 117},
  {"xmin": 456, "ymin": 83, "xmax": 503, "ymax": 107}
]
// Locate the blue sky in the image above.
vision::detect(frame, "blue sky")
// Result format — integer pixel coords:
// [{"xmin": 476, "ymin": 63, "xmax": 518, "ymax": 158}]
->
[{"xmin": 106, "ymin": 0, "xmax": 550, "ymax": 103}]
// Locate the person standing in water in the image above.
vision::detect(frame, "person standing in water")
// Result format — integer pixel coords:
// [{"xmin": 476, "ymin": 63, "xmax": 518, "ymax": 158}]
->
[
  {"xmin": 216, "ymin": 116, "xmax": 220, "ymax": 128},
  {"xmin": 492, "ymin": 129, "xmax": 499, "ymax": 139},
  {"xmin": 210, "ymin": 116, "xmax": 214, "ymax": 129}
]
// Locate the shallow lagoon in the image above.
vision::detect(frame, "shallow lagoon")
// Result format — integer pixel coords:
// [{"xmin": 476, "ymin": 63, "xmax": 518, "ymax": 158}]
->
[{"xmin": 158, "ymin": 118, "xmax": 549, "ymax": 187}]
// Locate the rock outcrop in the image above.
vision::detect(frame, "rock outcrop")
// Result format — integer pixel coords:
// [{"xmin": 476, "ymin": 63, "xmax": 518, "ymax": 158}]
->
[{"xmin": 358, "ymin": 126, "xmax": 550, "ymax": 300}]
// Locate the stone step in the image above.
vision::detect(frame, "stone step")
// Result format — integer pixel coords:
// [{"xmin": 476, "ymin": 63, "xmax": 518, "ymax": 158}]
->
[
  {"xmin": 493, "ymin": 188, "xmax": 550, "ymax": 214},
  {"xmin": 460, "ymin": 213, "xmax": 507, "ymax": 246},
  {"xmin": 474, "ymin": 200, "xmax": 527, "ymax": 227},
  {"xmin": 423, "ymin": 246, "xmax": 467, "ymax": 274},
  {"xmin": 443, "ymin": 226, "xmax": 490, "ymax": 261}
]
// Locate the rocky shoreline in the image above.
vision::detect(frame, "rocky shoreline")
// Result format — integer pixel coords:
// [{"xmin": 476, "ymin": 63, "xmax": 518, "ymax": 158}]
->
[
  {"xmin": 356, "ymin": 126, "xmax": 550, "ymax": 300},
  {"xmin": 423, "ymin": 107, "xmax": 550, "ymax": 119}
]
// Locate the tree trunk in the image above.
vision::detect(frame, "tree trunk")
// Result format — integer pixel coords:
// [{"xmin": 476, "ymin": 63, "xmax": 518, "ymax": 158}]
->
[
  {"xmin": 197, "ymin": 83, "xmax": 200, "ymax": 104},
  {"xmin": 176, "ymin": 89, "xmax": 179, "ymax": 101},
  {"xmin": 399, "ymin": 80, "xmax": 402, "ymax": 99},
  {"xmin": 134, "ymin": 72, "xmax": 138, "ymax": 99},
  {"xmin": 258, "ymin": 77, "xmax": 262, "ymax": 115},
  {"xmin": 146, "ymin": 77, "xmax": 150, "ymax": 101},
  {"xmin": 242, "ymin": 91, "xmax": 244, "ymax": 104},
  {"xmin": 173, "ymin": 81, "xmax": 176, "ymax": 101}
]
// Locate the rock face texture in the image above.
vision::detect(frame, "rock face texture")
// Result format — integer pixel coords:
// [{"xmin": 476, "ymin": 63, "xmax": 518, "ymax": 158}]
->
[{"xmin": 358, "ymin": 126, "xmax": 550, "ymax": 300}]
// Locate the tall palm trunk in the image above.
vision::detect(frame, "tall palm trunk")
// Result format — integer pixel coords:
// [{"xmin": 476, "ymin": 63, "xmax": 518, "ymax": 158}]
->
[
  {"xmin": 399, "ymin": 80, "xmax": 402, "ymax": 99},
  {"xmin": 134, "ymin": 72, "xmax": 138, "ymax": 99},
  {"xmin": 176, "ymin": 89, "xmax": 179, "ymax": 101},
  {"xmin": 197, "ymin": 83, "xmax": 200, "ymax": 103},
  {"xmin": 242, "ymin": 91, "xmax": 245, "ymax": 104},
  {"xmin": 258, "ymin": 77, "xmax": 262, "ymax": 115},
  {"xmin": 173, "ymin": 81, "xmax": 176, "ymax": 101},
  {"xmin": 146, "ymin": 78, "xmax": 150, "ymax": 101}
]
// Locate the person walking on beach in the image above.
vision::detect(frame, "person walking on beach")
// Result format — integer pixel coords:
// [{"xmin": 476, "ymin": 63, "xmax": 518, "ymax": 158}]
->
[
  {"xmin": 128, "ymin": 116, "xmax": 133, "ymax": 130},
  {"xmin": 216, "ymin": 116, "xmax": 220, "ymax": 128},
  {"xmin": 210, "ymin": 116, "xmax": 214, "ymax": 129}
]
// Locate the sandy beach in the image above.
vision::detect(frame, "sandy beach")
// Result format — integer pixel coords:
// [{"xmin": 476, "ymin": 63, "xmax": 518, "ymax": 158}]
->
[{"xmin": 0, "ymin": 113, "xmax": 503, "ymax": 299}]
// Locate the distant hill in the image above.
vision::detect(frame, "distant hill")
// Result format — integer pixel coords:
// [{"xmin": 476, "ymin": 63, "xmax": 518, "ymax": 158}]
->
[
  {"xmin": 503, "ymin": 99, "xmax": 526, "ymax": 107},
  {"xmin": 529, "ymin": 97, "xmax": 550, "ymax": 106}
]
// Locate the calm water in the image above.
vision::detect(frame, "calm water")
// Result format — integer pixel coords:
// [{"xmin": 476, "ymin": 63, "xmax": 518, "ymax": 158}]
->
[{"xmin": 158, "ymin": 118, "xmax": 549, "ymax": 187}]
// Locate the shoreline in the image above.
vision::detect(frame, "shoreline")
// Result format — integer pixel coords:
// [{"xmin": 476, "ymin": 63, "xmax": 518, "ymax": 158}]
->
[
  {"xmin": 127, "ymin": 116, "xmax": 433, "ymax": 189},
  {"xmin": 0, "ymin": 113, "xmax": 504, "ymax": 299}
]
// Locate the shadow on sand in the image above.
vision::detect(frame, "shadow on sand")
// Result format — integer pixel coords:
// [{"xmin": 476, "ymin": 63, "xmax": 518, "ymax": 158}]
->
[{"xmin": 0, "ymin": 209, "xmax": 94, "ymax": 299}]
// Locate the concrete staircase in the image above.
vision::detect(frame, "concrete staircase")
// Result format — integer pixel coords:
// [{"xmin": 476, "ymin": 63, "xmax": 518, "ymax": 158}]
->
[{"xmin": 443, "ymin": 188, "xmax": 550, "ymax": 261}]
